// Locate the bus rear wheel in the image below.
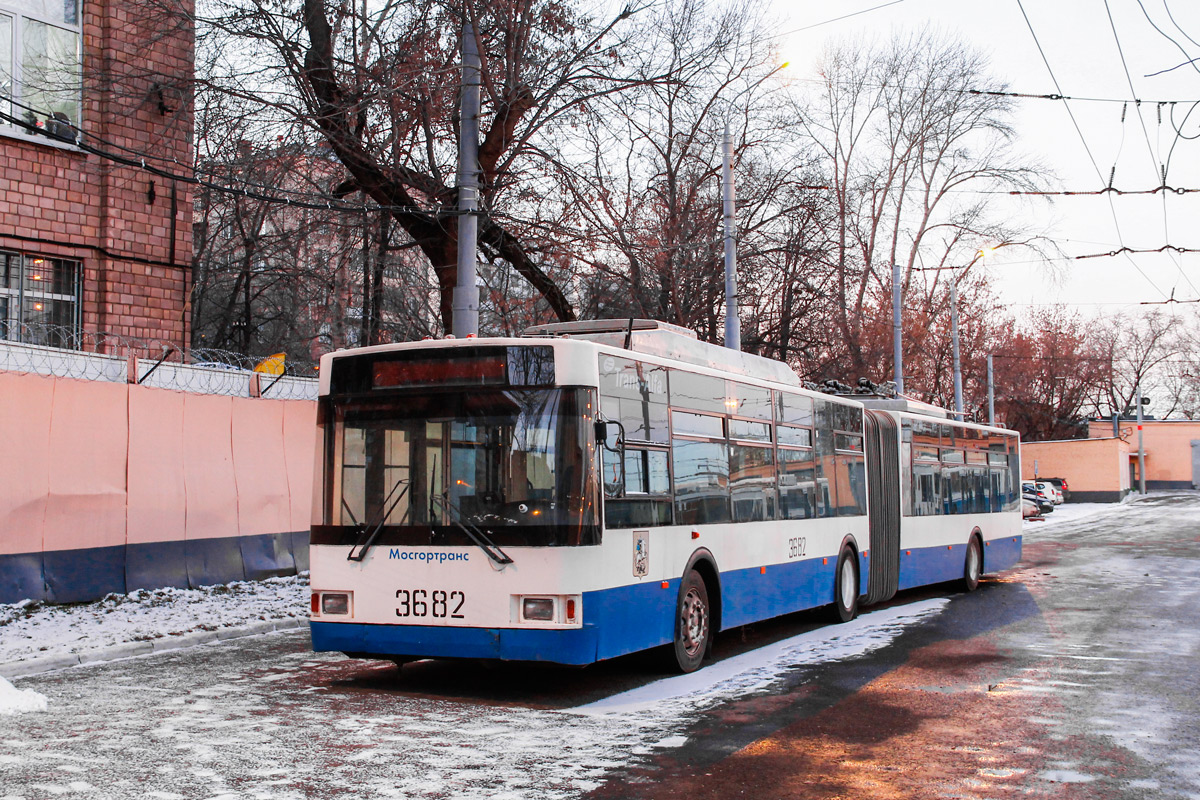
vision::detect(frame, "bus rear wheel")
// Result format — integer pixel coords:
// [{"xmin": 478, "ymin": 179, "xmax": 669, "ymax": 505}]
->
[
  {"xmin": 962, "ymin": 535, "xmax": 983, "ymax": 592},
  {"xmin": 671, "ymin": 570, "xmax": 711, "ymax": 673},
  {"xmin": 831, "ymin": 547, "xmax": 859, "ymax": 623}
]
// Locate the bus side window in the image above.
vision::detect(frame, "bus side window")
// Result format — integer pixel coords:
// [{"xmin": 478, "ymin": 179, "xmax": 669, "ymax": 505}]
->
[
  {"xmin": 835, "ymin": 453, "xmax": 867, "ymax": 516},
  {"xmin": 605, "ymin": 448, "xmax": 671, "ymax": 529},
  {"xmin": 672, "ymin": 439, "xmax": 731, "ymax": 525},
  {"xmin": 778, "ymin": 447, "xmax": 819, "ymax": 519},
  {"xmin": 731, "ymin": 443, "xmax": 775, "ymax": 522},
  {"xmin": 813, "ymin": 402, "xmax": 838, "ymax": 518},
  {"xmin": 597, "ymin": 355, "xmax": 669, "ymax": 444}
]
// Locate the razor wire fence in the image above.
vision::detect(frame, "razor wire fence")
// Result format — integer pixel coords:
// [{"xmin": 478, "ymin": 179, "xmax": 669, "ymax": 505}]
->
[{"xmin": 0, "ymin": 322, "xmax": 319, "ymax": 400}]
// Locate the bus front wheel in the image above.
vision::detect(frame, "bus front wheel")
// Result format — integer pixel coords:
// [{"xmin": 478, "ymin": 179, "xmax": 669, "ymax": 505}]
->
[
  {"xmin": 832, "ymin": 547, "xmax": 859, "ymax": 623},
  {"xmin": 671, "ymin": 570, "xmax": 711, "ymax": 673},
  {"xmin": 962, "ymin": 535, "xmax": 983, "ymax": 592}
]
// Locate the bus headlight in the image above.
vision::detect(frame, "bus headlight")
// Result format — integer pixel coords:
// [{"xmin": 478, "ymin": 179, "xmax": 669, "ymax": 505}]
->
[
  {"xmin": 516, "ymin": 595, "xmax": 581, "ymax": 625},
  {"xmin": 522, "ymin": 597, "xmax": 555, "ymax": 621},
  {"xmin": 319, "ymin": 592, "xmax": 352, "ymax": 616}
]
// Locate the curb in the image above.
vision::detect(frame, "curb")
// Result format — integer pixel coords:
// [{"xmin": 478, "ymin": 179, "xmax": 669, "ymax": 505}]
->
[{"xmin": 0, "ymin": 617, "xmax": 309, "ymax": 680}]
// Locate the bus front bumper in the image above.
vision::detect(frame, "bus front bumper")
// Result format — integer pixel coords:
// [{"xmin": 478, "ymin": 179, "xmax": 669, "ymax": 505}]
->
[{"xmin": 309, "ymin": 620, "xmax": 601, "ymax": 666}]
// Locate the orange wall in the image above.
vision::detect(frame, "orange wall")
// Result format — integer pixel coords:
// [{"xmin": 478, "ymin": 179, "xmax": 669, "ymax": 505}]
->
[
  {"xmin": 1088, "ymin": 419, "xmax": 1200, "ymax": 485},
  {"xmin": 0, "ymin": 372, "xmax": 315, "ymax": 558},
  {"xmin": 1021, "ymin": 437, "xmax": 1131, "ymax": 495}
]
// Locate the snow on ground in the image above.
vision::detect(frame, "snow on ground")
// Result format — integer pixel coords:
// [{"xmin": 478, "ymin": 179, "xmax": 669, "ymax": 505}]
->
[
  {"xmin": 1024, "ymin": 500, "xmax": 1129, "ymax": 530},
  {"xmin": 0, "ymin": 588, "xmax": 961, "ymax": 796},
  {"xmin": 0, "ymin": 601, "xmax": 960, "ymax": 797},
  {"xmin": 0, "ymin": 573, "xmax": 309, "ymax": 666}
]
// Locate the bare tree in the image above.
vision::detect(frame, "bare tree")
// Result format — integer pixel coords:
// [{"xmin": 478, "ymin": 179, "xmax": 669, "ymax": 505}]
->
[
  {"xmin": 189, "ymin": 0, "xmax": 698, "ymax": 333},
  {"xmin": 794, "ymin": 28, "xmax": 1048, "ymax": 386},
  {"xmin": 191, "ymin": 121, "xmax": 358, "ymax": 359},
  {"xmin": 1088, "ymin": 309, "xmax": 1186, "ymax": 419},
  {"xmin": 564, "ymin": 0, "xmax": 822, "ymax": 346}
]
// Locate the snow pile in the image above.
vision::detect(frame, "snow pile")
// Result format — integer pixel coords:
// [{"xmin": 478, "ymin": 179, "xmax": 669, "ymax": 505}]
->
[
  {"xmin": 573, "ymin": 599, "xmax": 948, "ymax": 716},
  {"xmin": 0, "ymin": 675, "xmax": 48, "ymax": 715},
  {"xmin": 0, "ymin": 573, "xmax": 308, "ymax": 665}
]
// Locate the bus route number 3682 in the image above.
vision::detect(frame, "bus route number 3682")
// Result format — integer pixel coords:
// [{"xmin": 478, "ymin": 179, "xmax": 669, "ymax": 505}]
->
[
  {"xmin": 395, "ymin": 589, "xmax": 465, "ymax": 619},
  {"xmin": 788, "ymin": 537, "xmax": 807, "ymax": 559}
]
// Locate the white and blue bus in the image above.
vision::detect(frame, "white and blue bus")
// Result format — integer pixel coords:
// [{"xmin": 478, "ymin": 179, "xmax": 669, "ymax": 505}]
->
[{"xmin": 308, "ymin": 320, "xmax": 1022, "ymax": 672}]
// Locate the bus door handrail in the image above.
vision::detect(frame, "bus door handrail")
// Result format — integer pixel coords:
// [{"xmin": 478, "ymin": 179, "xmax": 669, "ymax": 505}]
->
[
  {"xmin": 431, "ymin": 494, "xmax": 515, "ymax": 567},
  {"xmin": 347, "ymin": 479, "xmax": 412, "ymax": 562}
]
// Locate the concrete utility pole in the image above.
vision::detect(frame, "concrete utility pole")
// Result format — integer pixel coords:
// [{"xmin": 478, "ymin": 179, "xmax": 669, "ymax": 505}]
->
[
  {"xmin": 987, "ymin": 354, "xmax": 994, "ymax": 425},
  {"xmin": 722, "ymin": 122, "xmax": 740, "ymax": 351},
  {"xmin": 892, "ymin": 263, "xmax": 903, "ymax": 394},
  {"xmin": 951, "ymin": 277, "xmax": 963, "ymax": 416},
  {"xmin": 452, "ymin": 21, "xmax": 481, "ymax": 339},
  {"xmin": 1137, "ymin": 384, "xmax": 1146, "ymax": 494}
]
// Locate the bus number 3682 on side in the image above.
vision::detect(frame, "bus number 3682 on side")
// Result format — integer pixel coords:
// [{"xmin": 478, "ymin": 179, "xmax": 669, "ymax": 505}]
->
[{"xmin": 395, "ymin": 589, "xmax": 466, "ymax": 619}]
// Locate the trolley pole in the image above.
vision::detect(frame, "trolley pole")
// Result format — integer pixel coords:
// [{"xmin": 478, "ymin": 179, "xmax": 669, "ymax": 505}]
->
[
  {"xmin": 452, "ymin": 21, "xmax": 481, "ymax": 339},
  {"xmin": 722, "ymin": 122, "xmax": 740, "ymax": 351},
  {"xmin": 987, "ymin": 354, "xmax": 994, "ymax": 425},
  {"xmin": 892, "ymin": 263, "xmax": 903, "ymax": 394},
  {"xmin": 951, "ymin": 277, "xmax": 963, "ymax": 417}
]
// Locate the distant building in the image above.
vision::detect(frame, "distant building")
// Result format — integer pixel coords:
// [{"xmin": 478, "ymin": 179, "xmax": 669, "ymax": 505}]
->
[
  {"xmin": 0, "ymin": 0, "xmax": 193, "ymax": 347},
  {"xmin": 1021, "ymin": 437, "xmax": 1132, "ymax": 503},
  {"xmin": 1021, "ymin": 417, "xmax": 1200, "ymax": 502},
  {"xmin": 1087, "ymin": 418, "xmax": 1200, "ymax": 491}
]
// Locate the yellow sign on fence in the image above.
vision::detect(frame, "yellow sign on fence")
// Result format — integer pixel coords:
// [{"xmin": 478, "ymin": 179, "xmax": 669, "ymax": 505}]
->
[{"xmin": 254, "ymin": 353, "xmax": 286, "ymax": 375}]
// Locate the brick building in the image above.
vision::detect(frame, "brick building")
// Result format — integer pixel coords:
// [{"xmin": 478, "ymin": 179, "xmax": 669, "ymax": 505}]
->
[{"xmin": 1, "ymin": 0, "xmax": 193, "ymax": 347}]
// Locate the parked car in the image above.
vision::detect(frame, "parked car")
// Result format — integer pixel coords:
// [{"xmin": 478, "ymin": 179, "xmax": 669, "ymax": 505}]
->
[
  {"xmin": 1022, "ymin": 497, "xmax": 1043, "ymax": 519},
  {"xmin": 1022, "ymin": 483, "xmax": 1054, "ymax": 514},
  {"xmin": 1036, "ymin": 481, "xmax": 1063, "ymax": 505},
  {"xmin": 1042, "ymin": 477, "xmax": 1071, "ymax": 502}
]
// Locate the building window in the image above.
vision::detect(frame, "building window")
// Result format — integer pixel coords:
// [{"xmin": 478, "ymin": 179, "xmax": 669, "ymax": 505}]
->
[
  {"xmin": 0, "ymin": 0, "xmax": 81, "ymax": 140},
  {"xmin": 0, "ymin": 250, "xmax": 81, "ymax": 346}
]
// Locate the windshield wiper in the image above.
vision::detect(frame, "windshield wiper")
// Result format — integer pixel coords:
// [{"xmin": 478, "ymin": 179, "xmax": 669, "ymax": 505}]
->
[
  {"xmin": 347, "ymin": 477, "xmax": 411, "ymax": 562},
  {"xmin": 431, "ymin": 494, "xmax": 515, "ymax": 567}
]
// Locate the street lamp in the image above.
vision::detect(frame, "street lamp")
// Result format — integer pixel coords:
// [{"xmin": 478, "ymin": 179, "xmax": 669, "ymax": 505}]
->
[{"xmin": 721, "ymin": 61, "xmax": 788, "ymax": 352}]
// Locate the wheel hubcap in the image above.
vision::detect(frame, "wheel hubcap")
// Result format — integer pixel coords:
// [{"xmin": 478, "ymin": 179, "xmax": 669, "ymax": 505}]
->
[
  {"xmin": 840, "ymin": 558, "xmax": 855, "ymax": 610},
  {"xmin": 680, "ymin": 588, "xmax": 708, "ymax": 657},
  {"xmin": 968, "ymin": 543, "xmax": 980, "ymax": 581}
]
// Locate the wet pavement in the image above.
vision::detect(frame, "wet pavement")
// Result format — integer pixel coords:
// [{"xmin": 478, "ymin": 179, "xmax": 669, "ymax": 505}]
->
[
  {"xmin": 3, "ymin": 493, "xmax": 1199, "ymax": 799},
  {"xmin": 589, "ymin": 493, "xmax": 1200, "ymax": 799}
]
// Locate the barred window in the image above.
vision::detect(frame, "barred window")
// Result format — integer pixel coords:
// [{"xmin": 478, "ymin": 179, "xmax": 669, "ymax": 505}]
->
[
  {"xmin": 0, "ymin": 0, "xmax": 81, "ymax": 141},
  {"xmin": 0, "ymin": 250, "xmax": 81, "ymax": 346}
]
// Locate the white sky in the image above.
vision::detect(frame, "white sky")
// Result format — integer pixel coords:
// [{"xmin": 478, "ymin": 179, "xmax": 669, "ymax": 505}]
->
[{"xmin": 769, "ymin": 0, "xmax": 1200, "ymax": 317}]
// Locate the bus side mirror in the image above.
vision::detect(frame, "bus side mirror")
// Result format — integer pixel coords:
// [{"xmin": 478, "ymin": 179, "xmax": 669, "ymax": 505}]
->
[
  {"xmin": 595, "ymin": 419, "xmax": 626, "ymax": 498},
  {"xmin": 595, "ymin": 419, "xmax": 625, "ymax": 451}
]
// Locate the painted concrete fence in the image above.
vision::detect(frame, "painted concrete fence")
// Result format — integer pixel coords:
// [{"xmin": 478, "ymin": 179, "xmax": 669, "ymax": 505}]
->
[{"xmin": 0, "ymin": 370, "xmax": 316, "ymax": 604}]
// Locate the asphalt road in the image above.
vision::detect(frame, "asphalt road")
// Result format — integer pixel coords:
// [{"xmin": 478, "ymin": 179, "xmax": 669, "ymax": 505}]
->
[{"xmin": 3, "ymin": 493, "xmax": 1198, "ymax": 799}]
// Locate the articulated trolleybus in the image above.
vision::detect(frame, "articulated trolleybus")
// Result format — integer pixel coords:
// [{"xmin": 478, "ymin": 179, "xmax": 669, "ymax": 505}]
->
[{"xmin": 309, "ymin": 320, "xmax": 1022, "ymax": 673}]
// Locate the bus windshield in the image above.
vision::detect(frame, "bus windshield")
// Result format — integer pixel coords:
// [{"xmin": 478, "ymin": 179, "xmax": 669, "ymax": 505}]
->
[{"xmin": 322, "ymin": 388, "xmax": 600, "ymax": 547}]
